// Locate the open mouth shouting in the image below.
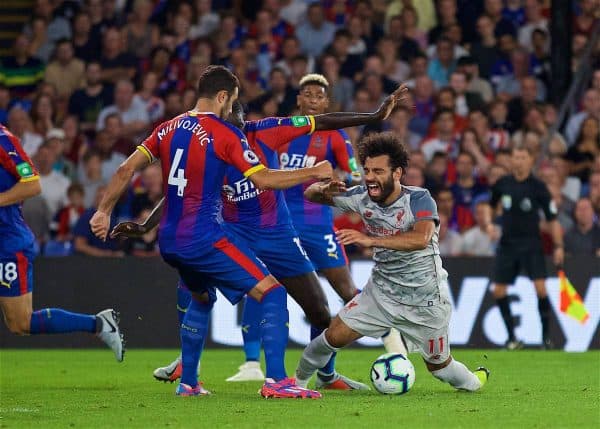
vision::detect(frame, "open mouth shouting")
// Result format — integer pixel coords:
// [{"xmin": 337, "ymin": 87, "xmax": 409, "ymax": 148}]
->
[{"xmin": 366, "ymin": 182, "xmax": 382, "ymax": 199}]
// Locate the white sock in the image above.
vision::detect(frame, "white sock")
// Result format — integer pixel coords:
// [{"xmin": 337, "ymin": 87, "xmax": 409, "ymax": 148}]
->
[
  {"xmin": 295, "ymin": 331, "xmax": 339, "ymax": 387},
  {"xmin": 382, "ymin": 328, "xmax": 407, "ymax": 355},
  {"xmin": 431, "ymin": 359, "xmax": 482, "ymax": 392}
]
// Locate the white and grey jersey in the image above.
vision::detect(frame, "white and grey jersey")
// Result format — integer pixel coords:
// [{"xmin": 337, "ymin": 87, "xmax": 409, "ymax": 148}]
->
[{"xmin": 333, "ymin": 185, "xmax": 448, "ymax": 306}]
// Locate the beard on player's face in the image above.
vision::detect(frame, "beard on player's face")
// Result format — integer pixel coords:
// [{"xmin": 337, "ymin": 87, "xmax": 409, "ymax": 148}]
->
[{"xmin": 366, "ymin": 172, "xmax": 396, "ymax": 204}]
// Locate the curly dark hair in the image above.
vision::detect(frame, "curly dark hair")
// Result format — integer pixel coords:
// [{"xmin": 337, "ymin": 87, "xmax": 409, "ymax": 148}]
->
[{"xmin": 357, "ymin": 131, "xmax": 409, "ymax": 172}]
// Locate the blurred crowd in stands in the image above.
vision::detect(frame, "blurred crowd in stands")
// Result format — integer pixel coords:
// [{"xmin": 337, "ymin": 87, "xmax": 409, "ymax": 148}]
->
[{"xmin": 0, "ymin": 0, "xmax": 599, "ymax": 258}]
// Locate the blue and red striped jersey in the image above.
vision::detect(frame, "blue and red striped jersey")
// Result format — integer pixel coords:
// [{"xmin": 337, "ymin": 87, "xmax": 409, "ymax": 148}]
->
[
  {"xmin": 278, "ymin": 129, "xmax": 357, "ymax": 227},
  {"xmin": 0, "ymin": 125, "xmax": 39, "ymax": 255},
  {"xmin": 138, "ymin": 112, "xmax": 265, "ymax": 255},
  {"xmin": 221, "ymin": 115, "xmax": 315, "ymax": 228}
]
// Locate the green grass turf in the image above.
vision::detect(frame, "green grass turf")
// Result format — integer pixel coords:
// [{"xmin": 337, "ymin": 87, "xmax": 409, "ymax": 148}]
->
[{"xmin": 1, "ymin": 349, "xmax": 598, "ymax": 429}]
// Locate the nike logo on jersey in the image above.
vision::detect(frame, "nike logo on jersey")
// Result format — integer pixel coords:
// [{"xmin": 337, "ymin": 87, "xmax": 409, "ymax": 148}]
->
[
  {"xmin": 0, "ymin": 280, "xmax": 12, "ymax": 289},
  {"xmin": 8, "ymin": 151, "xmax": 17, "ymax": 156}
]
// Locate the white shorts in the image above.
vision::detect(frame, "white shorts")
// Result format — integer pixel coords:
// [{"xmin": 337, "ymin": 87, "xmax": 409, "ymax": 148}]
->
[{"xmin": 338, "ymin": 280, "xmax": 452, "ymax": 364}]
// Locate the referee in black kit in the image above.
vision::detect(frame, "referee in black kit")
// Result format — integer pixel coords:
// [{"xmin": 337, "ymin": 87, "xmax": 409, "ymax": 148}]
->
[{"xmin": 490, "ymin": 146, "xmax": 564, "ymax": 350}]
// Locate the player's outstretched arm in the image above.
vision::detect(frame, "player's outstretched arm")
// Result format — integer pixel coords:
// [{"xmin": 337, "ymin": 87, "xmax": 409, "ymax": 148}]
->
[
  {"xmin": 248, "ymin": 160, "xmax": 334, "ymax": 190},
  {"xmin": 110, "ymin": 197, "xmax": 165, "ymax": 239},
  {"xmin": 337, "ymin": 220, "xmax": 435, "ymax": 251},
  {"xmin": 0, "ymin": 179, "xmax": 41, "ymax": 207},
  {"xmin": 90, "ymin": 150, "xmax": 150, "ymax": 241},
  {"xmin": 313, "ymin": 84, "xmax": 409, "ymax": 131},
  {"xmin": 304, "ymin": 181, "xmax": 348, "ymax": 206}
]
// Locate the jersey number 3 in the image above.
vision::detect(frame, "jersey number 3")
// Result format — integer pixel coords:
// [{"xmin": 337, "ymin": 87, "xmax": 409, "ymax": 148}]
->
[{"xmin": 168, "ymin": 148, "xmax": 188, "ymax": 196}]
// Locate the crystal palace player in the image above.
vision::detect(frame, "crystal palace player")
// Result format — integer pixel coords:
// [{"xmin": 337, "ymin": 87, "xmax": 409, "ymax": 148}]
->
[
  {"xmin": 112, "ymin": 89, "xmax": 407, "ymax": 390},
  {"xmin": 295, "ymin": 132, "xmax": 489, "ymax": 392},
  {"xmin": 0, "ymin": 124, "xmax": 124, "ymax": 362},
  {"xmin": 90, "ymin": 66, "xmax": 329, "ymax": 398}
]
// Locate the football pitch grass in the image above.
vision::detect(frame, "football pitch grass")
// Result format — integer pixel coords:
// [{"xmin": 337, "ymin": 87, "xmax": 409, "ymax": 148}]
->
[{"xmin": 1, "ymin": 349, "xmax": 598, "ymax": 428}]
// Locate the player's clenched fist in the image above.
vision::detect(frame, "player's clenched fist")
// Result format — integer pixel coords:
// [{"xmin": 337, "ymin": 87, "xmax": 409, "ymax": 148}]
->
[
  {"xmin": 90, "ymin": 211, "xmax": 110, "ymax": 241},
  {"xmin": 312, "ymin": 160, "xmax": 333, "ymax": 180}
]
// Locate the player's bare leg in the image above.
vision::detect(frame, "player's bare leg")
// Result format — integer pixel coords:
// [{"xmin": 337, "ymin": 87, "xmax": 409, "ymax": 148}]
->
[
  {"xmin": 0, "ymin": 293, "xmax": 32, "ymax": 335},
  {"xmin": 426, "ymin": 356, "xmax": 489, "ymax": 392},
  {"xmin": 295, "ymin": 315, "xmax": 363, "ymax": 388},
  {"xmin": 321, "ymin": 266, "xmax": 407, "ymax": 355},
  {"xmin": 281, "ymin": 273, "xmax": 331, "ymax": 330},
  {"xmin": 0, "ymin": 293, "xmax": 125, "ymax": 362},
  {"xmin": 282, "ymin": 273, "xmax": 369, "ymax": 390},
  {"xmin": 533, "ymin": 278, "xmax": 553, "ymax": 349},
  {"xmin": 320, "ymin": 266, "xmax": 357, "ymax": 303},
  {"xmin": 493, "ymin": 283, "xmax": 523, "ymax": 350}
]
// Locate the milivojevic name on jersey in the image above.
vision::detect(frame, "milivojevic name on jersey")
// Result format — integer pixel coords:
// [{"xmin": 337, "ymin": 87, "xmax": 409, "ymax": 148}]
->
[{"xmin": 157, "ymin": 117, "xmax": 210, "ymax": 145}]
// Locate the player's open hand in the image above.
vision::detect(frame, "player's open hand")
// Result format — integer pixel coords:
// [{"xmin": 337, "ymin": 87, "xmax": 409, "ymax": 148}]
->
[
  {"xmin": 322, "ymin": 180, "xmax": 347, "ymax": 196},
  {"xmin": 313, "ymin": 160, "xmax": 333, "ymax": 181},
  {"xmin": 336, "ymin": 229, "xmax": 374, "ymax": 248},
  {"xmin": 110, "ymin": 221, "xmax": 147, "ymax": 239},
  {"xmin": 377, "ymin": 84, "xmax": 410, "ymax": 120},
  {"xmin": 90, "ymin": 211, "xmax": 110, "ymax": 241}
]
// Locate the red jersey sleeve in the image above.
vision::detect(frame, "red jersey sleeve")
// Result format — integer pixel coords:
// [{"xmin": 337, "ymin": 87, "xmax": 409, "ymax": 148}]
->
[
  {"xmin": 137, "ymin": 125, "xmax": 162, "ymax": 162},
  {"xmin": 213, "ymin": 123, "xmax": 266, "ymax": 177},
  {"xmin": 330, "ymin": 129, "xmax": 358, "ymax": 173},
  {"xmin": 245, "ymin": 115, "xmax": 315, "ymax": 151},
  {"xmin": 0, "ymin": 127, "xmax": 39, "ymax": 182}
]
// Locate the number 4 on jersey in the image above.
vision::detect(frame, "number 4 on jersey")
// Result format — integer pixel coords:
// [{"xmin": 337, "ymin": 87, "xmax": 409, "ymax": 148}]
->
[{"xmin": 168, "ymin": 148, "xmax": 188, "ymax": 196}]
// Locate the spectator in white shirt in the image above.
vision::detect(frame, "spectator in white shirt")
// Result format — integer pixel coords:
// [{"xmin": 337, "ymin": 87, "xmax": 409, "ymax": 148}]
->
[
  {"xmin": 296, "ymin": 3, "xmax": 336, "ymax": 58},
  {"xmin": 34, "ymin": 142, "xmax": 70, "ymax": 217},
  {"xmin": 518, "ymin": 0, "xmax": 548, "ymax": 52},
  {"xmin": 96, "ymin": 79, "xmax": 150, "ymax": 142},
  {"xmin": 460, "ymin": 201, "xmax": 500, "ymax": 256},
  {"xmin": 7, "ymin": 107, "xmax": 43, "ymax": 157},
  {"xmin": 190, "ymin": 0, "xmax": 220, "ymax": 38}
]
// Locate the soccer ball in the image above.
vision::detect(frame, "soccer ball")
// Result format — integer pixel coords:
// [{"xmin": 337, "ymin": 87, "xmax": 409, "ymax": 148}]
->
[{"xmin": 370, "ymin": 353, "xmax": 415, "ymax": 395}]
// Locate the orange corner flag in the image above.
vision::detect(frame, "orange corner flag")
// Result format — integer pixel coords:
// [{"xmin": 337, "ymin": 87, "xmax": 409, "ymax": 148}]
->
[{"xmin": 558, "ymin": 270, "xmax": 590, "ymax": 324}]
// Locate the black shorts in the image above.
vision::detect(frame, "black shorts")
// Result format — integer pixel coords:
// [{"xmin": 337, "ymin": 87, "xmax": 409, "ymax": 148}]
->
[{"xmin": 493, "ymin": 242, "xmax": 548, "ymax": 284}]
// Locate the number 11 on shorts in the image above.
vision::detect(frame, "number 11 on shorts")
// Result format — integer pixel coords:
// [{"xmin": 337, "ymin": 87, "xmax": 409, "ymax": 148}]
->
[{"xmin": 429, "ymin": 337, "xmax": 444, "ymax": 355}]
